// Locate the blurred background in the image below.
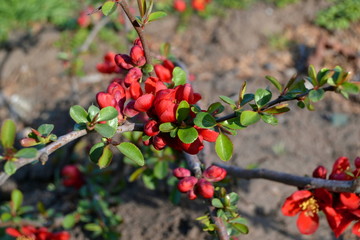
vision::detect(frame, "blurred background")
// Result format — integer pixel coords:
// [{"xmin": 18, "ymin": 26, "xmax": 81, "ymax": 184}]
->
[{"xmin": 0, "ymin": 0, "xmax": 359, "ymax": 239}]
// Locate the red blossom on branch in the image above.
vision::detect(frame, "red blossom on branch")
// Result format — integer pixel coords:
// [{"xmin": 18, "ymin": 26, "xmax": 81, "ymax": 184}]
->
[{"xmin": 6, "ymin": 226, "xmax": 70, "ymax": 240}]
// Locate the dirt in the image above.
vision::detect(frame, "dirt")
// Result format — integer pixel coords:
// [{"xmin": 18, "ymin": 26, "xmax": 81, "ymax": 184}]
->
[{"xmin": 1, "ymin": 0, "xmax": 360, "ymax": 239}]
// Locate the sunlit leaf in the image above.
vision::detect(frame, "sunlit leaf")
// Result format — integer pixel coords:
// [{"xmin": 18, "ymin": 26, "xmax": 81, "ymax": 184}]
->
[
  {"xmin": 177, "ymin": 127, "xmax": 198, "ymax": 144},
  {"xmin": 215, "ymin": 133, "xmax": 233, "ymax": 161},
  {"xmin": 117, "ymin": 142, "xmax": 144, "ymax": 166},
  {"xmin": 1, "ymin": 119, "xmax": 16, "ymax": 149},
  {"xmin": 102, "ymin": 1, "xmax": 117, "ymax": 16}
]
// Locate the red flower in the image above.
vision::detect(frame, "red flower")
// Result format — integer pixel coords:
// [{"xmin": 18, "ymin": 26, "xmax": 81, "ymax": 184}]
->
[
  {"xmin": 114, "ymin": 39, "xmax": 145, "ymax": 70},
  {"xmin": 203, "ymin": 165, "xmax": 227, "ymax": 182},
  {"xmin": 6, "ymin": 226, "xmax": 70, "ymax": 240},
  {"xmin": 61, "ymin": 165, "xmax": 84, "ymax": 189},
  {"xmin": 174, "ymin": 0, "xmax": 187, "ymax": 12},
  {"xmin": 96, "ymin": 52, "xmax": 121, "ymax": 74},
  {"xmin": 154, "ymin": 59, "xmax": 175, "ymax": 83},
  {"xmin": 191, "ymin": 0, "xmax": 211, "ymax": 11},
  {"xmin": 173, "ymin": 167, "xmax": 191, "ymax": 178}
]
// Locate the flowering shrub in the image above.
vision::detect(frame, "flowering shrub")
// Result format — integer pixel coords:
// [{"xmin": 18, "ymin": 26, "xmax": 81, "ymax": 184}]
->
[{"xmin": 6, "ymin": 226, "xmax": 70, "ymax": 240}]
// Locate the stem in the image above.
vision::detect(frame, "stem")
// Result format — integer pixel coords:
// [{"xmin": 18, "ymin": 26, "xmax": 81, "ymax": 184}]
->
[
  {"xmin": 209, "ymin": 206, "xmax": 230, "ymax": 240},
  {"xmin": 217, "ymin": 163, "xmax": 360, "ymax": 194},
  {"xmin": 0, "ymin": 122, "xmax": 143, "ymax": 186},
  {"xmin": 118, "ymin": 0, "xmax": 153, "ymax": 72}
]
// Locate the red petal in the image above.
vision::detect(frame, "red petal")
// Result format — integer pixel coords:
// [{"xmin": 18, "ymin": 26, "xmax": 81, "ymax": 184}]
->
[
  {"xmin": 312, "ymin": 166, "xmax": 327, "ymax": 179},
  {"xmin": 129, "ymin": 82, "xmax": 143, "ymax": 100},
  {"xmin": 196, "ymin": 179, "xmax": 214, "ymax": 199},
  {"xmin": 197, "ymin": 128, "xmax": 219, "ymax": 142},
  {"xmin": 130, "ymin": 45, "xmax": 146, "ymax": 67},
  {"xmin": 5, "ymin": 228, "xmax": 21, "ymax": 237},
  {"xmin": 203, "ymin": 165, "xmax": 227, "ymax": 182},
  {"xmin": 296, "ymin": 211, "xmax": 319, "ymax": 235},
  {"xmin": 331, "ymin": 156, "xmax": 350, "ymax": 176},
  {"xmin": 173, "ymin": 167, "xmax": 191, "ymax": 179},
  {"xmin": 154, "ymin": 64, "xmax": 172, "ymax": 83},
  {"xmin": 115, "ymin": 54, "xmax": 134, "ymax": 70},
  {"xmin": 323, "ymin": 206, "xmax": 342, "ymax": 232},
  {"xmin": 144, "ymin": 120, "xmax": 160, "ymax": 137},
  {"xmin": 177, "ymin": 176, "xmax": 198, "ymax": 192},
  {"xmin": 352, "ymin": 221, "xmax": 360, "ymax": 237},
  {"xmin": 134, "ymin": 94, "xmax": 155, "ymax": 112},
  {"xmin": 281, "ymin": 190, "xmax": 312, "ymax": 216},
  {"xmin": 124, "ymin": 67, "xmax": 142, "ymax": 87},
  {"xmin": 96, "ymin": 92, "xmax": 116, "ymax": 108},
  {"xmin": 340, "ymin": 193, "xmax": 360, "ymax": 209}
]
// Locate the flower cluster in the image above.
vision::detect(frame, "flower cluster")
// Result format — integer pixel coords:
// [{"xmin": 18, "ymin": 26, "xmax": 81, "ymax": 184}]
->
[
  {"xmin": 282, "ymin": 156, "xmax": 360, "ymax": 237},
  {"xmin": 6, "ymin": 226, "xmax": 70, "ymax": 240},
  {"xmin": 61, "ymin": 165, "xmax": 84, "ymax": 189},
  {"xmin": 173, "ymin": 0, "xmax": 212, "ymax": 12},
  {"xmin": 173, "ymin": 165, "xmax": 226, "ymax": 200},
  {"xmin": 96, "ymin": 40, "xmax": 218, "ymax": 154}
]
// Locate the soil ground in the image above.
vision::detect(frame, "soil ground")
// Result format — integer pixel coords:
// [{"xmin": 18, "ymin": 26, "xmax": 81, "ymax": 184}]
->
[{"xmin": 1, "ymin": 0, "xmax": 360, "ymax": 239}]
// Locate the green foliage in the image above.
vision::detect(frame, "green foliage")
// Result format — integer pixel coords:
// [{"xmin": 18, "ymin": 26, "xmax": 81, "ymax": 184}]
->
[
  {"xmin": 315, "ymin": 0, "xmax": 360, "ymax": 30},
  {"xmin": 266, "ymin": 0, "xmax": 299, "ymax": 7},
  {"xmin": 0, "ymin": 0, "xmax": 78, "ymax": 43}
]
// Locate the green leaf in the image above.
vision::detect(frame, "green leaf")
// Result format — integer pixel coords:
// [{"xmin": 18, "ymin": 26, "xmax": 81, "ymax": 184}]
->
[
  {"xmin": 194, "ymin": 112, "xmax": 216, "ymax": 128},
  {"xmin": 89, "ymin": 142, "xmax": 105, "ymax": 163},
  {"xmin": 263, "ymin": 104, "xmax": 290, "ymax": 114},
  {"xmin": 211, "ymin": 198, "xmax": 224, "ymax": 208},
  {"xmin": 240, "ymin": 111, "xmax": 261, "ymax": 126},
  {"xmin": 265, "ymin": 76, "xmax": 282, "ymax": 92},
  {"xmin": 231, "ymin": 223, "xmax": 249, "ymax": 234},
  {"xmin": 240, "ymin": 93, "xmax": 254, "ymax": 107},
  {"xmin": 129, "ymin": 167, "xmax": 146, "ymax": 182},
  {"xmin": 148, "ymin": 11, "xmax": 167, "ymax": 22},
  {"xmin": 63, "ymin": 214, "xmax": 76, "ymax": 229},
  {"xmin": 4, "ymin": 161, "xmax": 16, "ymax": 175},
  {"xmin": 98, "ymin": 145, "xmax": 113, "ymax": 169},
  {"xmin": 70, "ymin": 105, "xmax": 88, "ymax": 124},
  {"xmin": 107, "ymin": 117, "xmax": 118, "ymax": 130},
  {"xmin": 11, "ymin": 189, "xmax": 23, "ymax": 213},
  {"xmin": 116, "ymin": 142, "xmax": 144, "ymax": 166},
  {"xmin": 84, "ymin": 223, "xmax": 103, "ymax": 232},
  {"xmin": 308, "ymin": 65, "xmax": 317, "ymax": 86},
  {"xmin": 220, "ymin": 117, "xmax": 245, "ymax": 130},
  {"xmin": 88, "ymin": 105, "xmax": 100, "ymax": 121},
  {"xmin": 254, "ymin": 89, "xmax": 272, "ymax": 108},
  {"xmin": 142, "ymin": 172, "xmax": 156, "ymax": 190},
  {"xmin": 228, "ymin": 192, "xmax": 240, "ymax": 206},
  {"xmin": 308, "ymin": 89, "xmax": 325, "ymax": 102},
  {"xmin": 219, "ymin": 95, "xmax": 236, "ymax": 106},
  {"xmin": 297, "ymin": 101, "xmax": 305, "ymax": 108},
  {"xmin": 341, "ymin": 82, "xmax": 359, "ymax": 94},
  {"xmin": 94, "ymin": 123, "xmax": 117, "ymax": 138},
  {"xmin": 37, "ymin": 124, "xmax": 54, "ymax": 136},
  {"xmin": 102, "ymin": 1, "xmax": 117, "ymax": 16},
  {"xmin": 207, "ymin": 102, "xmax": 224, "ymax": 115},
  {"xmin": 142, "ymin": 63, "xmax": 154, "ymax": 73},
  {"xmin": 172, "ymin": 67, "xmax": 186, "ymax": 86},
  {"xmin": 154, "ymin": 161, "xmax": 168, "ymax": 179},
  {"xmin": 159, "ymin": 122, "xmax": 176, "ymax": 132},
  {"xmin": 215, "ymin": 133, "xmax": 233, "ymax": 161},
  {"xmin": 1, "ymin": 119, "xmax": 16, "ymax": 149},
  {"xmin": 176, "ymin": 100, "xmax": 190, "ymax": 122},
  {"xmin": 97, "ymin": 106, "xmax": 118, "ymax": 122},
  {"xmin": 1, "ymin": 212, "xmax": 12, "ymax": 222},
  {"xmin": 14, "ymin": 148, "xmax": 37, "ymax": 159},
  {"xmin": 177, "ymin": 127, "xmax": 198, "ymax": 144},
  {"xmin": 261, "ymin": 114, "xmax": 278, "ymax": 126}
]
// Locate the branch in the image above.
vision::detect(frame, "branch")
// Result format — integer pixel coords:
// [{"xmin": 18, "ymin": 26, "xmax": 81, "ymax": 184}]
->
[
  {"xmin": 78, "ymin": 17, "xmax": 110, "ymax": 54},
  {"xmin": 0, "ymin": 122, "xmax": 143, "ymax": 186},
  {"xmin": 209, "ymin": 206, "xmax": 229, "ymax": 240},
  {"xmin": 215, "ymin": 86, "xmax": 337, "ymax": 123},
  {"xmin": 217, "ymin": 164, "xmax": 360, "ymax": 194},
  {"xmin": 118, "ymin": 0, "xmax": 153, "ymax": 70}
]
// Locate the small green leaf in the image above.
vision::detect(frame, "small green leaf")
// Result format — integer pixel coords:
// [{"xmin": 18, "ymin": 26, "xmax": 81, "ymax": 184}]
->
[
  {"xmin": 11, "ymin": 189, "xmax": 23, "ymax": 213},
  {"xmin": 263, "ymin": 104, "xmax": 290, "ymax": 114},
  {"xmin": 308, "ymin": 89, "xmax": 325, "ymax": 102},
  {"xmin": 207, "ymin": 102, "xmax": 224, "ymax": 115},
  {"xmin": 98, "ymin": 145, "xmax": 113, "ymax": 169},
  {"xmin": 88, "ymin": 105, "xmax": 100, "ymax": 121},
  {"xmin": 37, "ymin": 124, "xmax": 54, "ymax": 136},
  {"xmin": 84, "ymin": 223, "xmax": 103, "ymax": 232},
  {"xmin": 308, "ymin": 65, "xmax": 317, "ymax": 86},
  {"xmin": 265, "ymin": 76, "xmax": 282, "ymax": 92},
  {"xmin": 228, "ymin": 192, "xmax": 240, "ymax": 205},
  {"xmin": 211, "ymin": 198, "xmax": 224, "ymax": 208},
  {"xmin": 117, "ymin": 142, "xmax": 144, "ymax": 166},
  {"xmin": 261, "ymin": 114, "xmax": 278, "ymax": 126},
  {"xmin": 102, "ymin": 1, "xmax": 117, "ymax": 16},
  {"xmin": 215, "ymin": 133, "xmax": 233, "ymax": 161},
  {"xmin": 1, "ymin": 119, "xmax": 16, "ymax": 149},
  {"xmin": 341, "ymin": 82, "xmax": 359, "ymax": 94},
  {"xmin": 194, "ymin": 112, "xmax": 216, "ymax": 128},
  {"xmin": 159, "ymin": 122, "xmax": 176, "ymax": 132},
  {"xmin": 177, "ymin": 127, "xmax": 198, "ymax": 144},
  {"xmin": 170, "ymin": 128, "xmax": 178, "ymax": 138},
  {"xmin": 154, "ymin": 161, "xmax": 168, "ymax": 179},
  {"xmin": 63, "ymin": 214, "xmax": 76, "ymax": 229},
  {"xmin": 176, "ymin": 100, "xmax": 190, "ymax": 122},
  {"xmin": 231, "ymin": 223, "xmax": 249, "ymax": 234},
  {"xmin": 89, "ymin": 142, "xmax": 105, "ymax": 163},
  {"xmin": 220, "ymin": 117, "xmax": 245, "ymax": 130},
  {"xmin": 70, "ymin": 105, "xmax": 88, "ymax": 124},
  {"xmin": 219, "ymin": 95, "xmax": 236, "ymax": 106},
  {"xmin": 1, "ymin": 212, "xmax": 12, "ymax": 221},
  {"xmin": 4, "ymin": 161, "xmax": 16, "ymax": 175},
  {"xmin": 14, "ymin": 148, "xmax": 37, "ymax": 159},
  {"xmin": 255, "ymin": 89, "xmax": 272, "ymax": 108},
  {"xmin": 142, "ymin": 63, "xmax": 154, "ymax": 73},
  {"xmin": 94, "ymin": 123, "xmax": 117, "ymax": 138},
  {"xmin": 240, "ymin": 111, "xmax": 261, "ymax": 126},
  {"xmin": 148, "ymin": 11, "xmax": 167, "ymax": 22},
  {"xmin": 240, "ymin": 93, "xmax": 254, "ymax": 107},
  {"xmin": 297, "ymin": 101, "xmax": 305, "ymax": 108},
  {"xmin": 142, "ymin": 172, "xmax": 156, "ymax": 190},
  {"xmin": 97, "ymin": 106, "xmax": 118, "ymax": 122},
  {"xmin": 172, "ymin": 67, "xmax": 186, "ymax": 86},
  {"xmin": 129, "ymin": 167, "xmax": 146, "ymax": 182}
]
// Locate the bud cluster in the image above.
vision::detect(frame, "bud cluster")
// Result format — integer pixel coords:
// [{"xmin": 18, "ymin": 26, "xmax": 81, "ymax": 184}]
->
[{"xmin": 173, "ymin": 165, "xmax": 227, "ymax": 200}]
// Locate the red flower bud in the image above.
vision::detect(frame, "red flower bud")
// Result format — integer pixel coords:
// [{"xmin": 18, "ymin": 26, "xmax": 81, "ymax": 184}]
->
[
  {"xmin": 312, "ymin": 166, "xmax": 327, "ymax": 179},
  {"xmin": 152, "ymin": 134, "xmax": 167, "ymax": 150},
  {"xmin": 20, "ymin": 138, "xmax": 38, "ymax": 147},
  {"xmin": 61, "ymin": 165, "xmax": 84, "ymax": 189},
  {"xmin": 173, "ymin": 167, "xmax": 191, "ymax": 179},
  {"xmin": 355, "ymin": 157, "xmax": 360, "ymax": 169},
  {"xmin": 134, "ymin": 93, "xmax": 155, "ymax": 112},
  {"xmin": 187, "ymin": 189, "xmax": 197, "ymax": 200},
  {"xmin": 96, "ymin": 92, "xmax": 116, "ymax": 108},
  {"xmin": 129, "ymin": 81, "xmax": 143, "ymax": 100},
  {"xmin": 203, "ymin": 165, "xmax": 227, "ymax": 182},
  {"xmin": 115, "ymin": 54, "xmax": 134, "ymax": 70},
  {"xmin": 174, "ymin": 0, "xmax": 187, "ymax": 12},
  {"xmin": 144, "ymin": 120, "xmax": 160, "ymax": 137},
  {"xmin": 124, "ymin": 67, "xmax": 142, "ymax": 86},
  {"xmin": 177, "ymin": 176, "xmax": 198, "ymax": 192},
  {"xmin": 130, "ymin": 45, "xmax": 146, "ymax": 67},
  {"xmin": 154, "ymin": 64, "xmax": 172, "ymax": 83},
  {"xmin": 123, "ymin": 100, "xmax": 139, "ymax": 118},
  {"xmin": 196, "ymin": 179, "xmax": 214, "ymax": 198}
]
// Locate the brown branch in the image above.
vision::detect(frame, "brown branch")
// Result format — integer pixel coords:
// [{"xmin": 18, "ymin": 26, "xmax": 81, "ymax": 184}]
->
[
  {"xmin": 184, "ymin": 153, "xmax": 202, "ymax": 178},
  {"xmin": 0, "ymin": 122, "xmax": 143, "ymax": 186},
  {"xmin": 217, "ymin": 164, "xmax": 360, "ymax": 194},
  {"xmin": 209, "ymin": 206, "xmax": 230, "ymax": 240},
  {"xmin": 118, "ymin": 0, "xmax": 153, "ymax": 74}
]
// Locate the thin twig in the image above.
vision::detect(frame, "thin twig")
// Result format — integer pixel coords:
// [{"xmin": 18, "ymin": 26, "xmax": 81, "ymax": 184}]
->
[
  {"xmin": 0, "ymin": 122, "xmax": 143, "ymax": 186},
  {"xmin": 217, "ymin": 164, "xmax": 360, "ymax": 194},
  {"xmin": 184, "ymin": 153, "xmax": 202, "ymax": 178},
  {"xmin": 209, "ymin": 206, "xmax": 230, "ymax": 240}
]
